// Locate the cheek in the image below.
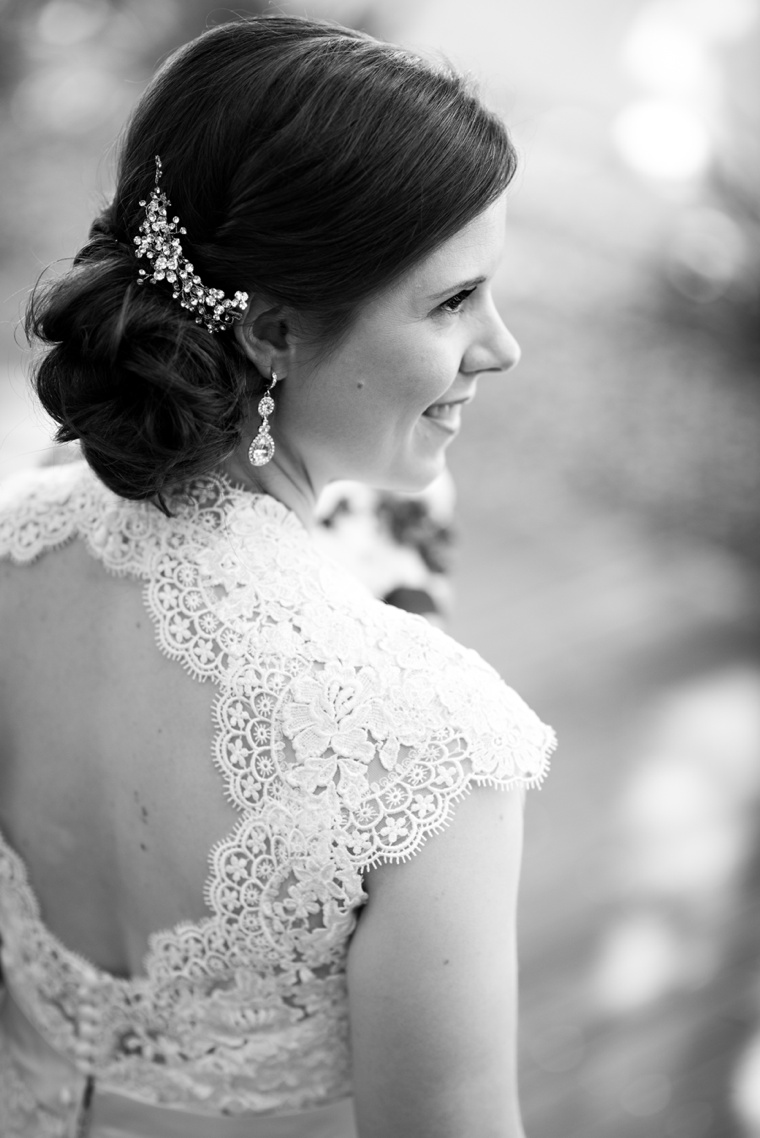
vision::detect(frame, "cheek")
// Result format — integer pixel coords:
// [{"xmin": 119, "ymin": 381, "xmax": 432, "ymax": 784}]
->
[
  {"xmin": 286, "ymin": 323, "xmax": 453, "ymax": 450},
  {"xmin": 396, "ymin": 337, "xmax": 458, "ymax": 410},
  {"xmin": 362, "ymin": 353, "xmax": 443, "ymax": 429},
  {"xmin": 332, "ymin": 335, "xmax": 422, "ymax": 427},
  {"xmin": 280, "ymin": 367, "xmax": 376, "ymax": 454}
]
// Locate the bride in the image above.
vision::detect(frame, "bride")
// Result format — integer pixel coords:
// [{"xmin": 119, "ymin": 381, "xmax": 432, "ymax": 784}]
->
[{"xmin": 0, "ymin": 14, "xmax": 554, "ymax": 1138}]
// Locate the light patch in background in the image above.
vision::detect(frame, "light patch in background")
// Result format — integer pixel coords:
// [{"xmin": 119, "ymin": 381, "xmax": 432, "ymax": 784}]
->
[
  {"xmin": 12, "ymin": 65, "xmax": 124, "ymax": 133},
  {"xmin": 669, "ymin": 0, "xmax": 760, "ymax": 41},
  {"xmin": 732, "ymin": 1030, "xmax": 760, "ymax": 1134},
  {"xmin": 591, "ymin": 666, "xmax": 760, "ymax": 1015},
  {"xmin": 0, "ymin": 374, "xmax": 56, "ymax": 477},
  {"xmin": 612, "ymin": 100, "xmax": 711, "ymax": 181},
  {"xmin": 621, "ymin": 758, "xmax": 748, "ymax": 895},
  {"xmin": 640, "ymin": 669, "xmax": 760, "ymax": 800},
  {"xmin": 591, "ymin": 913, "xmax": 683, "ymax": 1012},
  {"xmin": 37, "ymin": 0, "xmax": 111, "ymax": 47},
  {"xmin": 620, "ymin": 0, "xmax": 758, "ymax": 100},
  {"xmin": 297, "ymin": 0, "xmax": 380, "ymax": 20},
  {"xmin": 615, "ymin": 0, "xmax": 759, "ymax": 188},
  {"xmin": 627, "ymin": 0, "xmax": 759, "ymax": 58},
  {"xmin": 623, "ymin": 13, "xmax": 710, "ymax": 98},
  {"xmin": 666, "ymin": 206, "xmax": 747, "ymax": 302}
]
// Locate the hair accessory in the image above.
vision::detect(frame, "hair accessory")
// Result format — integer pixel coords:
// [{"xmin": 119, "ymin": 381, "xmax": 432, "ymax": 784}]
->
[
  {"xmin": 248, "ymin": 368, "xmax": 279, "ymax": 466},
  {"xmin": 134, "ymin": 155, "xmax": 248, "ymax": 334}
]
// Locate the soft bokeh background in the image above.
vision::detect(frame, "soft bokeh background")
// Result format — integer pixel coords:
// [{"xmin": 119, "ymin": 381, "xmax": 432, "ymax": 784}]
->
[{"xmin": 1, "ymin": 1, "xmax": 759, "ymax": 1135}]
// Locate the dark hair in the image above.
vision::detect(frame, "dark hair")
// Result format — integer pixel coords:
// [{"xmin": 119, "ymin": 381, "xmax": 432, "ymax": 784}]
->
[{"xmin": 26, "ymin": 15, "xmax": 517, "ymax": 507}]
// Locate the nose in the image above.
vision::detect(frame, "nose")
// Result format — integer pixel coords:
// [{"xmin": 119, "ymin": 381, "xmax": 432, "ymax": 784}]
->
[
  {"xmin": 493, "ymin": 323, "xmax": 521, "ymax": 373},
  {"xmin": 462, "ymin": 296, "xmax": 521, "ymax": 377}
]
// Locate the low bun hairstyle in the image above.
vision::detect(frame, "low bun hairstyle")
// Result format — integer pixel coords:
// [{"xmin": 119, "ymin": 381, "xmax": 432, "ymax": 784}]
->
[{"xmin": 26, "ymin": 15, "xmax": 517, "ymax": 508}]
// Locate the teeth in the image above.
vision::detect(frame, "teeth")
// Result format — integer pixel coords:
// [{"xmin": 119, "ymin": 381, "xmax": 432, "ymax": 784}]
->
[{"xmin": 425, "ymin": 402, "xmax": 457, "ymax": 419}]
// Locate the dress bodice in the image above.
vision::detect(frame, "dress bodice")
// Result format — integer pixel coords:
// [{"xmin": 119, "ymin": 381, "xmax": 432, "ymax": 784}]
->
[{"xmin": 0, "ymin": 462, "xmax": 554, "ymax": 1121}]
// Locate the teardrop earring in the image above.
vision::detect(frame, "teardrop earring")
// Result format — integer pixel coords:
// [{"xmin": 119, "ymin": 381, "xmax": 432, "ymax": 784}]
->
[{"xmin": 248, "ymin": 368, "xmax": 280, "ymax": 467}]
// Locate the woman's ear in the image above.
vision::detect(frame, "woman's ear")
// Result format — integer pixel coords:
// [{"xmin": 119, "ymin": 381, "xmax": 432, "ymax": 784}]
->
[{"xmin": 234, "ymin": 295, "xmax": 293, "ymax": 377}]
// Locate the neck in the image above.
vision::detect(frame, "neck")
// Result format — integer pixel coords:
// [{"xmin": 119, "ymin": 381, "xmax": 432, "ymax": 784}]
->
[{"xmin": 218, "ymin": 442, "xmax": 320, "ymax": 531}]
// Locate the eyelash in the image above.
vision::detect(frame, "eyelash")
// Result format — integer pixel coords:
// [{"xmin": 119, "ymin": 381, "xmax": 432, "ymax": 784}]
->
[{"xmin": 440, "ymin": 287, "xmax": 476, "ymax": 314}]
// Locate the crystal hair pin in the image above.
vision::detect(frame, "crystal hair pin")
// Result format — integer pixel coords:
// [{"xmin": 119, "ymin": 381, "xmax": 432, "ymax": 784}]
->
[{"xmin": 134, "ymin": 155, "xmax": 248, "ymax": 334}]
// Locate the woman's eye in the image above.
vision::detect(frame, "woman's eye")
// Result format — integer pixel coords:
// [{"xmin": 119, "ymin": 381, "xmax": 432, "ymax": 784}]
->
[{"xmin": 440, "ymin": 287, "xmax": 476, "ymax": 314}]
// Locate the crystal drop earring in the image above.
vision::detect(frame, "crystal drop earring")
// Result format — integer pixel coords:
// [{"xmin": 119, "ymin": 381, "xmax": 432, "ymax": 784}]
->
[{"xmin": 248, "ymin": 368, "xmax": 279, "ymax": 467}]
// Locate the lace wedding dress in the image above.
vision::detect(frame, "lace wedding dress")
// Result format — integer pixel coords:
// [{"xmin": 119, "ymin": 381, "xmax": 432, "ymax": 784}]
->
[{"xmin": 0, "ymin": 462, "xmax": 554, "ymax": 1137}]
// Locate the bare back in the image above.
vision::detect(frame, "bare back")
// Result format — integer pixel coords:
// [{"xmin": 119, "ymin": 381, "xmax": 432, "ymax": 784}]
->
[{"xmin": 0, "ymin": 537, "xmax": 238, "ymax": 979}]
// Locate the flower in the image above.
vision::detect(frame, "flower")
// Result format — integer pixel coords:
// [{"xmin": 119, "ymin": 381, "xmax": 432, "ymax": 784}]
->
[
  {"xmin": 227, "ymin": 702, "xmax": 249, "ymax": 730},
  {"xmin": 224, "ymin": 738, "xmax": 248, "ymax": 768},
  {"xmin": 222, "ymin": 853, "xmax": 251, "ymax": 883},
  {"xmin": 282, "ymin": 665, "xmax": 384, "ymax": 765},
  {"xmin": 379, "ymin": 816, "xmax": 409, "ymax": 845},
  {"xmin": 411, "ymin": 792, "xmax": 437, "ymax": 819},
  {"xmin": 156, "ymin": 583, "xmax": 179, "ymax": 611},
  {"xmin": 239, "ymin": 774, "xmax": 260, "ymax": 801},
  {"xmin": 168, "ymin": 614, "xmax": 192, "ymax": 643},
  {"xmin": 193, "ymin": 638, "xmax": 215, "ymax": 665},
  {"xmin": 290, "ymin": 754, "xmax": 367, "ymax": 807}
]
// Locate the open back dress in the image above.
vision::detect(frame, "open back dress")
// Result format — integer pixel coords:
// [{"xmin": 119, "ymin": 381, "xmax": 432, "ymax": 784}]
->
[{"xmin": 0, "ymin": 462, "xmax": 553, "ymax": 1137}]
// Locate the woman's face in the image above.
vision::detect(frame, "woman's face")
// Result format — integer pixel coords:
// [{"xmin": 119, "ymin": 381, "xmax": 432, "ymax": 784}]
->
[{"xmin": 276, "ymin": 194, "xmax": 519, "ymax": 495}]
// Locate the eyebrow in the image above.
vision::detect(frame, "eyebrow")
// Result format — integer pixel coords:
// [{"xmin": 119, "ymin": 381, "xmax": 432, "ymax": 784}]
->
[{"xmin": 427, "ymin": 276, "xmax": 486, "ymax": 302}]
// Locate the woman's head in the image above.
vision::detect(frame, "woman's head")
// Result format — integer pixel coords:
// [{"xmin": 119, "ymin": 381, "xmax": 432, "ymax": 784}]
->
[
  {"xmin": 256, "ymin": 194, "xmax": 519, "ymax": 501},
  {"xmin": 27, "ymin": 14, "xmax": 518, "ymax": 506}
]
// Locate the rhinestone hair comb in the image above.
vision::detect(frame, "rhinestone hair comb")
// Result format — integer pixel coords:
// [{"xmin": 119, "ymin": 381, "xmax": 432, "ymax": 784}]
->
[{"xmin": 134, "ymin": 156, "xmax": 248, "ymax": 334}]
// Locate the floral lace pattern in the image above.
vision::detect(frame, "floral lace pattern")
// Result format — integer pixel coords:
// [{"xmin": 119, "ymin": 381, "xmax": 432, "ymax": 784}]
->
[{"xmin": 0, "ymin": 463, "xmax": 554, "ymax": 1119}]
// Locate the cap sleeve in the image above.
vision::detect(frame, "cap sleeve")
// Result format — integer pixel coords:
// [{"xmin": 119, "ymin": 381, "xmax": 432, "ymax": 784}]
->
[{"xmin": 278, "ymin": 609, "xmax": 555, "ymax": 871}]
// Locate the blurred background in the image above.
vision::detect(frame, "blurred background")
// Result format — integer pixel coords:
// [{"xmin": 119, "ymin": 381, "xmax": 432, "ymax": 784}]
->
[{"xmin": 1, "ymin": 1, "xmax": 759, "ymax": 1134}]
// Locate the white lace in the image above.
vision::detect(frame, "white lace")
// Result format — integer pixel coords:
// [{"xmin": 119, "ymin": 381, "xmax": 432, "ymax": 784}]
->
[{"xmin": 0, "ymin": 463, "xmax": 554, "ymax": 1119}]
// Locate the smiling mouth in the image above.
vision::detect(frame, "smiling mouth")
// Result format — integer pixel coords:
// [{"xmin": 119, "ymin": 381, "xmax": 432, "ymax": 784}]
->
[{"xmin": 422, "ymin": 399, "xmax": 468, "ymax": 423}]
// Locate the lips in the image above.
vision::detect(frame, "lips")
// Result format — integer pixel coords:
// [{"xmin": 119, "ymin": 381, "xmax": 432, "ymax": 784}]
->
[{"xmin": 422, "ymin": 396, "xmax": 471, "ymax": 421}]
